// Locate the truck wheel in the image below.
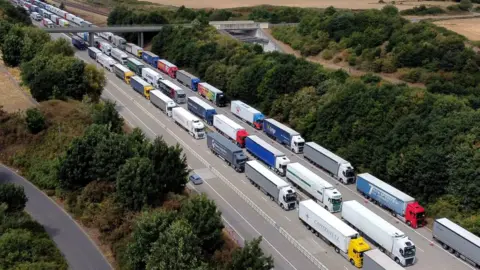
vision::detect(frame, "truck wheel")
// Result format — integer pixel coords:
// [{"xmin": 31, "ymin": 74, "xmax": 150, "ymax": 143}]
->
[
  {"xmin": 334, "ymin": 247, "xmax": 340, "ymax": 253},
  {"xmin": 349, "ymin": 259, "xmax": 355, "ymax": 266},
  {"xmin": 442, "ymin": 243, "xmax": 448, "ymax": 250},
  {"xmin": 395, "ymin": 258, "xmax": 400, "ymax": 265},
  {"xmin": 407, "ymin": 221, "xmax": 412, "ymax": 227}
]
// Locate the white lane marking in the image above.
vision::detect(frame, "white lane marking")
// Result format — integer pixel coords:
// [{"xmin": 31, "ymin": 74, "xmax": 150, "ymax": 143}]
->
[
  {"xmin": 262, "ymin": 197, "xmax": 268, "ymax": 202},
  {"xmin": 284, "ymin": 216, "xmax": 292, "ymax": 222},
  {"xmin": 100, "ymin": 87, "xmax": 299, "ymax": 270}
]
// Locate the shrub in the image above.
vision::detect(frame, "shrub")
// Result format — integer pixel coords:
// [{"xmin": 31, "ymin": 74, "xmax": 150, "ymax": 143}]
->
[
  {"xmin": 321, "ymin": 49, "xmax": 334, "ymax": 60},
  {"xmin": 25, "ymin": 108, "xmax": 46, "ymax": 134}
]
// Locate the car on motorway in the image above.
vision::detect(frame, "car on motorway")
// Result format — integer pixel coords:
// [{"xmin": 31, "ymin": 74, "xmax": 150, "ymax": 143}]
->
[{"xmin": 189, "ymin": 174, "xmax": 203, "ymax": 185}]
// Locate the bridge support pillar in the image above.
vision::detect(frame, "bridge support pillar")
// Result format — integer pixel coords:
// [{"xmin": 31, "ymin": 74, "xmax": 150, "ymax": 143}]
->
[
  {"xmin": 88, "ymin": 32, "xmax": 95, "ymax": 47},
  {"xmin": 138, "ymin": 32, "xmax": 144, "ymax": 48}
]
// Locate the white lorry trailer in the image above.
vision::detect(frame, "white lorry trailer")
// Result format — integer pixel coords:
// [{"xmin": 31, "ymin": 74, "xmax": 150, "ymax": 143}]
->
[
  {"xmin": 171, "ymin": 107, "xmax": 205, "ymax": 139},
  {"xmin": 363, "ymin": 249, "xmax": 405, "ymax": 270},
  {"xmin": 286, "ymin": 162, "xmax": 342, "ymax": 212},
  {"xmin": 341, "ymin": 200, "xmax": 416, "ymax": 267},
  {"xmin": 298, "ymin": 200, "xmax": 371, "ymax": 268},
  {"xmin": 141, "ymin": 67, "xmax": 163, "ymax": 89},
  {"xmin": 230, "ymin": 100, "xmax": 265, "ymax": 130},
  {"xmin": 303, "ymin": 142, "xmax": 356, "ymax": 184},
  {"xmin": 213, "ymin": 114, "xmax": 249, "ymax": 148},
  {"xmin": 125, "ymin": 43, "xmax": 143, "ymax": 58},
  {"xmin": 96, "ymin": 54, "xmax": 116, "ymax": 72},
  {"xmin": 245, "ymin": 160, "xmax": 297, "ymax": 210},
  {"xmin": 433, "ymin": 218, "xmax": 480, "ymax": 268},
  {"xmin": 111, "ymin": 48, "xmax": 128, "ymax": 64},
  {"xmin": 150, "ymin": 90, "xmax": 177, "ymax": 117}
]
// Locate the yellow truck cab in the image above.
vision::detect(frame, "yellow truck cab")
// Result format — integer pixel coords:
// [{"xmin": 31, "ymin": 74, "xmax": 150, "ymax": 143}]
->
[
  {"xmin": 131, "ymin": 76, "xmax": 154, "ymax": 100},
  {"xmin": 348, "ymin": 237, "xmax": 371, "ymax": 268},
  {"xmin": 113, "ymin": 64, "xmax": 134, "ymax": 84}
]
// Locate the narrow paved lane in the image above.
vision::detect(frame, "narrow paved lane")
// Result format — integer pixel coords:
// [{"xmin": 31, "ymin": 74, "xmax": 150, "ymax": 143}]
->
[{"xmin": 0, "ymin": 164, "xmax": 112, "ymax": 270}]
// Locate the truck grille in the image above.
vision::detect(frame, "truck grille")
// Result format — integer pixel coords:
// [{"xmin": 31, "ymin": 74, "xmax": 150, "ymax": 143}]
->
[{"xmin": 406, "ymin": 258, "xmax": 414, "ymax": 265}]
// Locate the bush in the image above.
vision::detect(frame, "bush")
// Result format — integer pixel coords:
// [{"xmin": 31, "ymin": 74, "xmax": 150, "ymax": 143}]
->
[
  {"xmin": 25, "ymin": 108, "xmax": 46, "ymax": 134},
  {"xmin": 321, "ymin": 49, "xmax": 334, "ymax": 60},
  {"xmin": 0, "ymin": 183, "xmax": 27, "ymax": 213},
  {"xmin": 400, "ymin": 5, "xmax": 446, "ymax": 15}
]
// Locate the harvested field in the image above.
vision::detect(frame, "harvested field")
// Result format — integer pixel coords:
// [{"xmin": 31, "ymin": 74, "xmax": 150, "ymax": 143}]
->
[
  {"xmin": 139, "ymin": 0, "xmax": 461, "ymax": 10},
  {"xmin": 434, "ymin": 18, "xmax": 480, "ymax": 41},
  {"xmin": 64, "ymin": 5, "xmax": 108, "ymax": 26},
  {"xmin": 0, "ymin": 59, "xmax": 36, "ymax": 113}
]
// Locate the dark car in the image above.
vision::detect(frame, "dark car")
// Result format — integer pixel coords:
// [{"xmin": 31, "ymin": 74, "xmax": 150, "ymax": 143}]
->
[{"xmin": 189, "ymin": 174, "xmax": 203, "ymax": 185}]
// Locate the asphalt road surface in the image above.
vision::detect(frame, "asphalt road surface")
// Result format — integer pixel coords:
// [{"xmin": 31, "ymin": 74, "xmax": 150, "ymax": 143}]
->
[
  {"xmin": 43, "ymin": 26, "xmax": 476, "ymax": 270},
  {"xmin": 0, "ymin": 165, "xmax": 112, "ymax": 270}
]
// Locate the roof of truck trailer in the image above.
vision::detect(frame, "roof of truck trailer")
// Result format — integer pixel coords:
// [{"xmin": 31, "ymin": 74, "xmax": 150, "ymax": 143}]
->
[
  {"xmin": 287, "ymin": 162, "xmax": 333, "ymax": 189},
  {"xmin": 247, "ymin": 135, "xmax": 285, "ymax": 157},
  {"xmin": 365, "ymin": 249, "xmax": 405, "ymax": 270},
  {"xmin": 188, "ymin": 96, "xmax": 215, "ymax": 111},
  {"xmin": 358, "ymin": 173, "xmax": 414, "ymax": 202},
  {"xmin": 436, "ymin": 218, "xmax": 480, "ymax": 247},
  {"xmin": 265, "ymin": 118, "xmax": 300, "ymax": 136},
  {"xmin": 306, "ymin": 142, "xmax": 350, "ymax": 164},
  {"xmin": 246, "ymin": 160, "xmax": 289, "ymax": 187}
]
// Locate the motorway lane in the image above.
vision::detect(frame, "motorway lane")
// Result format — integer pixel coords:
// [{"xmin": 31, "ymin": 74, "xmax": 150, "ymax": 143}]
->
[
  {"xmin": 48, "ymin": 27, "xmax": 474, "ymax": 270},
  {"xmin": 0, "ymin": 165, "xmax": 112, "ymax": 270}
]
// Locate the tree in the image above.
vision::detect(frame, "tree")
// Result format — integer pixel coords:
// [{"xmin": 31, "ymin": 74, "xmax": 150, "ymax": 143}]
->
[
  {"xmin": 147, "ymin": 137, "xmax": 189, "ymax": 196},
  {"xmin": 180, "ymin": 195, "xmax": 224, "ymax": 255},
  {"xmin": 40, "ymin": 38, "xmax": 74, "ymax": 58},
  {"xmin": 59, "ymin": 2, "xmax": 65, "ymax": 10},
  {"xmin": 2, "ymin": 32, "xmax": 23, "ymax": 67},
  {"xmin": 58, "ymin": 124, "xmax": 111, "ymax": 190},
  {"xmin": 20, "ymin": 27, "xmax": 50, "ymax": 63},
  {"xmin": 93, "ymin": 133, "xmax": 133, "ymax": 181},
  {"xmin": 146, "ymin": 219, "xmax": 204, "ymax": 270},
  {"xmin": 29, "ymin": 68, "xmax": 66, "ymax": 101},
  {"xmin": 25, "ymin": 108, "xmax": 46, "ymax": 134},
  {"xmin": 0, "ymin": 184, "xmax": 27, "ymax": 213},
  {"xmin": 92, "ymin": 100, "xmax": 124, "ymax": 133},
  {"xmin": 228, "ymin": 237, "xmax": 274, "ymax": 270},
  {"xmin": 125, "ymin": 210, "xmax": 177, "ymax": 270},
  {"xmin": 0, "ymin": 21, "xmax": 12, "ymax": 47},
  {"xmin": 116, "ymin": 157, "xmax": 158, "ymax": 211},
  {"xmin": 459, "ymin": 0, "xmax": 473, "ymax": 11},
  {"xmin": 83, "ymin": 64, "xmax": 106, "ymax": 102}
]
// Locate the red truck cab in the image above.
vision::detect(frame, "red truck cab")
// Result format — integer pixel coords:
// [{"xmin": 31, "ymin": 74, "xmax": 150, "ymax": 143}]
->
[
  {"xmin": 236, "ymin": 130, "xmax": 249, "ymax": 148},
  {"xmin": 405, "ymin": 201, "xmax": 426, "ymax": 228}
]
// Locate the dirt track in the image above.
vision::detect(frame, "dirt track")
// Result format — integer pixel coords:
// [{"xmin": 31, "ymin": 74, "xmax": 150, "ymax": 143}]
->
[{"xmin": 435, "ymin": 18, "xmax": 480, "ymax": 40}]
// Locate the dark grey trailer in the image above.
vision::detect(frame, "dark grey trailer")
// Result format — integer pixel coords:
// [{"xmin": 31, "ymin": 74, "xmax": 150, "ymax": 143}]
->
[
  {"xmin": 206, "ymin": 132, "xmax": 247, "ymax": 172},
  {"xmin": 363, "ymin": 249, "xmax": 405, "ymax": 270},
  {"xmin": 176, "ymin": 70, "xmax": 200, "ymax": 91},
  {"xmin": 304, "ymin": 142, "xmax": 355, "ymax": 184},
  {"xmin": 245, "ymin": 160, "xmax": 297, "ymax": 210},
  {"xmin": 433, "ymin": 218, "xmax": 480, "ymax": 268}
]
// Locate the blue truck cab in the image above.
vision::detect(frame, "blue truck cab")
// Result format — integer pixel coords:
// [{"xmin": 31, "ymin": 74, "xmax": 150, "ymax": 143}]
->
[
  {"xmin": 141, "ymin": 51, "xmax": 160, "ymax": 67},
  {"xmin": 187, "ymin": 96, "xmax": 216, "ymax": 125},
  {"xmin": 263, "ymin": 118, "xmax": 305, "ymax": 154}
]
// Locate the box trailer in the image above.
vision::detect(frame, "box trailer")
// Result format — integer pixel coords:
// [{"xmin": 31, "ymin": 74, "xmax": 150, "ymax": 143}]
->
[
  {"xmin": 172, "ymin": 107, "xmax": 205, "ymax": 139},
  {"xmin": 96, "ymin": 54, "xmax": 116, "ymax": 72},
  {"xmin": 176, "ymin": 70, "xmax": 200, "ymax": 91},
  {"xmin": 188, "ymin": 97, "xmax": 216, "ymax": 125},
  {"xmin": 356, "ymin": 173, "xmax": 426, "ymax": 228},
  {"xmin": 245, "ymin": 160, "xmax": 297, "ymax": 210},
  {"xmin": 141, "ymin": 67, "xmax": 163, "ymax": 89},
  {"xmin": 58, "ymin": 18, "xmax": 69, "ymax": 27},
  {"xmin": 263, "ymin": 118, "xmax": 305, "ymax": 154},
  {"xmin": 130, "ymin": 76, "xmax": 153, "ymax": 100},
  {"xmin": 341, "ymin": 200, "xmax": 416, "ymax": 266},
  {"xmin": 207, "ymin": 132, "xmax": 247, "ymax": 172},
  {"xmin": 126, "ymin": 57, "xmax": 144, "ymax": 76},
  {"xmin": 299, "ymin": 200, "xmax": 370, "ymax": 268},
  {"xmin": 72, "ymin": 16, "xmax": 84, "ymax": 26},
  {"xmin": 433, "ymin": 218, "xmax": 480, "ymax": 268},
  {"xmin": 304, "ymin": 142, "xmax": 355, "ymax": 184},
  {"xmin": 97, "ymin": 41, "xmax": 111, "ymax": 56},
  {"xmin": 230, "ymin": 100, "xmax": 265, "ymax": 130},
  {"xmin": 157, "ymin": 59, "xmax": 178, "ymax": 78},
  {"xmin": 150, "ymin": 90, "xmax": 177, "ymax": 117},
  {"xmin": 141, "ymin": 51, "xmax": 159, "ymax": 67},
  {"xmin": 113, "ymin": 64, "xmax": 134, "ymax": 84},
  {"xmin": 126, "ymin": 43, "xmax": 143, "ymax": 58},
  {"xmin": 363, "ymin": 249, "xmax": 405, "ymax": 270},
  {"xmin": 213, "ymin": 114, "xmax": 249, "ymax": 147},
  {"xmin": 111, "ymin": 48, "xmax": 128, "ymax": 64},
  {"xmin": 112, "ymin": 35, "xmax": 126, "ymax": 50},
  {"xmin": 80, "ymin": 20, "xmax": 92, "ymax": 27},
  {"xmin": 198, "ymin": 82, "xmax": 227, "ymax": 107},
  {"xmin": 245, "ymin": 135, "xmax": 290, "ymax": 176},
  {"xmin": 99, "ymin": 32, "xmax": 113, "ymax": 42},
  {"xmin": 158, "ymin": 80, "xmax": 186, "ymax": 104},
  {"xmin": 87, "ymin": 47, "xmax": 102, "ymax": 60},
  {"xmin": 286, "ymin": 162, "xmax": 342, "ymax": 212},
  {"xmin": 71, "ymin": 36, "xmax": 86, "ymax": 50}
]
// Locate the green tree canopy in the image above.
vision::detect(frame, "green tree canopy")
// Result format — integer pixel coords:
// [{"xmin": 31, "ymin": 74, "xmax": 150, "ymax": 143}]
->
[
  {"xmin": 229, "ymin": 237, "xmax": 274, "ymax": 270},
  {"xmin": 0, "ymin": 184, "xmax": 27, "ymax": 213},
  {"xmin": 92, "ymin": 100, "xmax": 124, "ymax": 133},
  {"xmin": 25, "ymin": 108, "xmax": 46, "ymax": 134}
]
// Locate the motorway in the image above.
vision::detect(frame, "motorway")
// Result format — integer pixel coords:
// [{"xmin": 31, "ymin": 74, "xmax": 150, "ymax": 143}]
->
[
  {"xmin": 45, "ymin": 26, "xmax": 476, "ymax": 270},
  {"xmin": 0, "ymin": 165, "xmax": 112, "ymax": 270}
]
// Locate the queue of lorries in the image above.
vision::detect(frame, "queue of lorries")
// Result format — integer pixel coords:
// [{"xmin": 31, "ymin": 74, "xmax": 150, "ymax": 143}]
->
[{"xmin": 21, "ymin": 0, "xmax": 480, "ymax": 268}]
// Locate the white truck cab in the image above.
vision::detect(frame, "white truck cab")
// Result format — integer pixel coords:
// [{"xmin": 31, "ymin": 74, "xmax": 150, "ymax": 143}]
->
[{"xmin": 291, "ymin": 135, "xmax": 305, "ymax": 153}]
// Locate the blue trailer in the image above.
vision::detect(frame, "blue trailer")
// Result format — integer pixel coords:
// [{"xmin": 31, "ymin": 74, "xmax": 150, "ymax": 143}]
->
[
  {"xmin": 263, "ymin": 118, "xmax": 305, "ymax": 154},
  {"xmin": 356, "ymin": 173, "xmax": 426, "ymax": 228},
  {"xmin": 72, "ymin": 36, "xmax": 86, "ymax": 50},
  {"xmin": 245, "ymin": 135, "xmax": 291, "ymax": 176},
  {"xmin": 187, "ymin": 96, "xmax": 217, "ymax": 125},
  {"xmin": 141, "ymin": 51, "xmax": 159, "ymax": 67}
]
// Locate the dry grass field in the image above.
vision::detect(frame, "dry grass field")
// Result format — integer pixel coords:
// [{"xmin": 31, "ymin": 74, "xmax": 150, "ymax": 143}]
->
[
  {"xmin": 140, "ymin": 0, "xmax": 461, "ymax": 10},
  {"xmin": 434, "ymin": 18, "xmax": 480, "ymax": 41},
  {"xmin": 0, "ymin": 59, "xmax": 36, "ymax": 113}
]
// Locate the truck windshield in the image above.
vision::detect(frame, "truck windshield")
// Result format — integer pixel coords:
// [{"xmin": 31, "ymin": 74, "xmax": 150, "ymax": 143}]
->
[
  {"xmin": 178, "ymin": 93, "xmax": 186, "ymax": 98},
  {"xmin": 346, "ymin": 169, "xmax": 355, "ymax": 177},
  {"xmin": 195, "ymin": 128, "xmax": 204, "ymax": 133},
  {"xmin": 285, "ymin": 193, "xmax": 297, "ymax": 202},
  {"xmin": 403, "ymin": 246, "xmax": 416, "ymax": 257},
  {"xmin": 332, "ymin": 198, "xmax": 342, "ymax": 205}
]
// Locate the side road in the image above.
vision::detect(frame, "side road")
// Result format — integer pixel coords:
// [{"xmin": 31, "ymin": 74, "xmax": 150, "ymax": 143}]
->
[{"xmin": 0, "ymin": 164, "xmax": 112, "ymax": 270}]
